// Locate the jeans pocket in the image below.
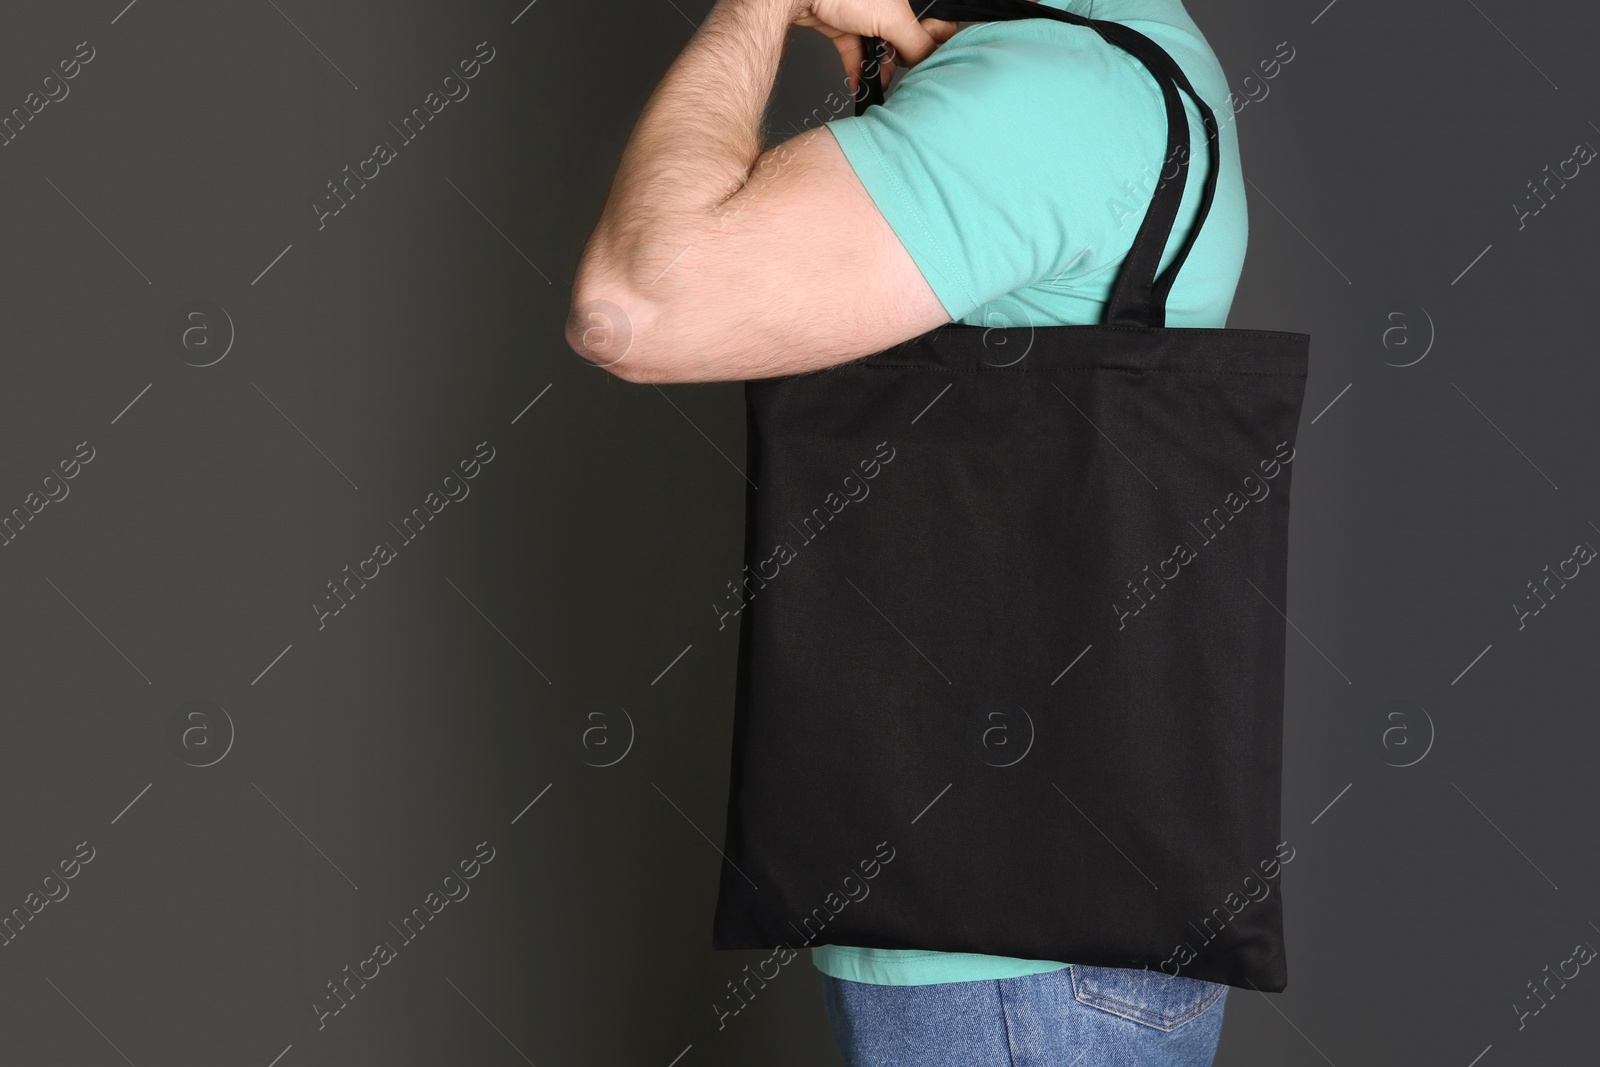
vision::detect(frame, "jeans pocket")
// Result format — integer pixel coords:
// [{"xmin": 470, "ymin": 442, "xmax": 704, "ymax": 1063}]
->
[{"xmin": 1069, "ymin": 964, "xmax": 1227, "ymax": 1032}]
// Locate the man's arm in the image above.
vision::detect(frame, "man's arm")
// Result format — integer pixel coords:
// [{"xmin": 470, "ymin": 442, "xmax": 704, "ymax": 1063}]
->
[{"xmin": 566, "ymin": 0, "xmax": 952, "ymax": 384}]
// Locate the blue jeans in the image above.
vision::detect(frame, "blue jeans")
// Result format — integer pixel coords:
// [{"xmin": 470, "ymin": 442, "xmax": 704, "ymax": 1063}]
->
[{"xmin": 821, "ymin": 965, "xmax": 1228, "ymax": 1067}]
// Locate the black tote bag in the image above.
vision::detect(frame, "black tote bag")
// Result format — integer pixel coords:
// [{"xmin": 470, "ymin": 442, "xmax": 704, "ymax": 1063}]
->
[{"xmin": 712, "ymin": 0, "xmax": 1310, "ymax": 992}]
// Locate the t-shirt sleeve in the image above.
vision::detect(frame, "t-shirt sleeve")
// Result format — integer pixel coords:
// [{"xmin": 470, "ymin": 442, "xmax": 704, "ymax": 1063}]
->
[{"xmin": 825, "ymin": 20, "xmax": 1170, "ymax": 323}]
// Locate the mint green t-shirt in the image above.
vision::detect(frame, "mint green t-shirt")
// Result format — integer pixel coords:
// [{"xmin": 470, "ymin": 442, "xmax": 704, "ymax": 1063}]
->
[{"xmin": 813, "ymin": 0, "xmax": 1248, "ymax": 986}]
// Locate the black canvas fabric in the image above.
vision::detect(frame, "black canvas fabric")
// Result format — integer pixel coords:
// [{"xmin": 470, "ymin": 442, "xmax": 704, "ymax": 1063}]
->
[{"xmin": 710, "ymin": 0, "xmax": 1310, "ymax": 991}]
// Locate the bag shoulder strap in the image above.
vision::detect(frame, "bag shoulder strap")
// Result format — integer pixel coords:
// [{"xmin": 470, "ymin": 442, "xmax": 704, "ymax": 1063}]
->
[{"xmin": 853, "ymin": 0, "xmax": 1221, "ymax": 329}]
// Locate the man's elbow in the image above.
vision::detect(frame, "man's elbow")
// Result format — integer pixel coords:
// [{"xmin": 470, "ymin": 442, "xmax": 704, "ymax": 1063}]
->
[
  {"xmin": 566, "ymin": 283, "xmax": 646, "ymax": 382},
  {"xmin": 566, "ymin": 271, "xmax": 704, "ymax": 384}
]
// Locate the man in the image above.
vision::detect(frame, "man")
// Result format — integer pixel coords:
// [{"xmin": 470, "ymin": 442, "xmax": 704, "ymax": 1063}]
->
[{"xmin": 569, "ymin": 0, "xmax": 1245, "ymax": 1062}]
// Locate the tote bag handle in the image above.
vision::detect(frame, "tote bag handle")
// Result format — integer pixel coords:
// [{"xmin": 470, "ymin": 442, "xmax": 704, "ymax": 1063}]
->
[{"xmin": 853, "ymin": 0, "xmax": 1221, "ymax": 330}]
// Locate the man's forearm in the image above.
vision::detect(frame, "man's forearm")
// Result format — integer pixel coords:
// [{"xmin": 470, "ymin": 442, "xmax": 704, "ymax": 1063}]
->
[{"xmin": 577, "ymin": 0, "xmax": 797, "ymax": 291}]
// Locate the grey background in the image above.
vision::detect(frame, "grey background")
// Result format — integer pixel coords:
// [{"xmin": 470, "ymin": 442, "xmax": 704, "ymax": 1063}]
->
[{"xmin": 0, "ymin": 0, "xmax": 1595, "ymax": 1064}]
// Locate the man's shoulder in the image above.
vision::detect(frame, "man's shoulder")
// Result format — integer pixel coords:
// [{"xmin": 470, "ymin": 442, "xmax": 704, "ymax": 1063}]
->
[{"xmin": 931, "ymin": 4, "xmax": 1225, "ymax": 104}]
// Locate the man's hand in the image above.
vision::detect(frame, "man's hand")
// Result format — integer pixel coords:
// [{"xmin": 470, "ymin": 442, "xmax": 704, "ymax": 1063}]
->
[{"xmin": 790, "ymin": 0, "xmax": 960, "ymax": 94}]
